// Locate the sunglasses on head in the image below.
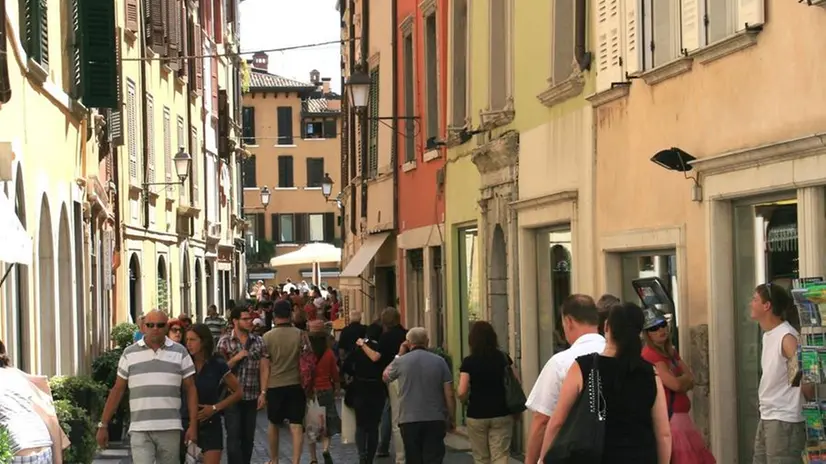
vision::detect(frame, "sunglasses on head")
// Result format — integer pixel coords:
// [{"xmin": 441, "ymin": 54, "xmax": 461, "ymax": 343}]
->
[
  {"xmin": 145, "ymin": 322, "xmax": 167, "ymax": 329},
  {"xmin": 646, "ymin": 321, "xmax": 667, "ymax": 332}
]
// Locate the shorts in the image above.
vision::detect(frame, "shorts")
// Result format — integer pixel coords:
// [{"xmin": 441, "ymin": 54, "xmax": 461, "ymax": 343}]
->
[
  {"xmin": 183, "ymin": 417, "xmax": 223, "ymax": 452},
  {"xmin": 267, "ymin": 385, "xmax": 307, "ymax": 425}
]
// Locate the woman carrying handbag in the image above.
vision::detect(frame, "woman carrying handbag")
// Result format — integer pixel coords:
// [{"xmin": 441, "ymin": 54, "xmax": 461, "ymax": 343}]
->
[{"xmin": 540, "ymin": 302, "xmax": 672, "ymax": 464}]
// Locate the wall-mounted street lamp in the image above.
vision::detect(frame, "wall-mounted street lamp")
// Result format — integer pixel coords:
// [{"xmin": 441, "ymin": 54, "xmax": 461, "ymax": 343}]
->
[
  {"xmin": 650, "ymin": 147, "xmax": 703, "ymax": 202},
  {"xmin": 142, "ymin": 147, "xmax": 191, "ymax": 200},
  {"xmin": 321, "ymin": 173, "xmax": 335, "ymax": 201},
  {"xmin": 243, "ymin": 186, "xmax": 271, "ymax": 211},
  {"xmin": 345, "ymin": 69, "xmax": 420, "ymax": 126}
]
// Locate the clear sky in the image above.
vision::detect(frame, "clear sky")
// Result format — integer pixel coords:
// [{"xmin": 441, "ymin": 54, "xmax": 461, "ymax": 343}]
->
[{"xmin": 238, "ymin": 0, "xmax": 342, "ymax": 92}]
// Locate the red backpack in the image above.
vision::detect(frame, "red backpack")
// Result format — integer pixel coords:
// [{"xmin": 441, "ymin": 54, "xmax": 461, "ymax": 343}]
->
[{"xmin": 299, "ymin": 331, "xmax": 317, "ymax": 394}]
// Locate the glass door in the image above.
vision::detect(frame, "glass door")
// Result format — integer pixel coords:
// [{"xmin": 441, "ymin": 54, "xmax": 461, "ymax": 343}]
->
[{"xmin": 733, "ymin": 197, "xmax": 798, "ymax": 462}]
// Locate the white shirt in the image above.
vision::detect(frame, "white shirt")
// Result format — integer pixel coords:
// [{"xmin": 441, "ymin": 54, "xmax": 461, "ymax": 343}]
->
[
  {"xmin": 758, "ymin": 321, "xmax": 803, "ymax": 423},
  {"xmin": 525, "ymin": 333, "xmax": 606, "ymax": 417}
]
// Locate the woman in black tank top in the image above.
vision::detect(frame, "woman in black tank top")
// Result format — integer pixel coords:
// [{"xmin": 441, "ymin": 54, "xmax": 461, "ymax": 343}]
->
[{"xmin": 540, "ymin": 302, "xmax": 673, "ymax": 463}]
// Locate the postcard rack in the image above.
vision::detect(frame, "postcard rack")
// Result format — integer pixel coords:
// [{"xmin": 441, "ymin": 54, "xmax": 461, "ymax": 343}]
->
[{"xmin": 794, "ymin": 277, "xmax": 826, "ymax": 463}]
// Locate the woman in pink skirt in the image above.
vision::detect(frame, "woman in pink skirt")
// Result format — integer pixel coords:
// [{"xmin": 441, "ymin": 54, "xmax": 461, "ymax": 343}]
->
[{"xmin": 641, "ymin": 309, "xmax": 716, "ymax": 464}]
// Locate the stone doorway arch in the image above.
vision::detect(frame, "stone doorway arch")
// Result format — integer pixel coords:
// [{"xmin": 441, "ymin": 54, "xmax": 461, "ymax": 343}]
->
[
  {"xmin": 37, "ymin": 195, "xmax": 56, "ymax": 375},
  {"xmin": 129, "ymin": 253, "xmax": 142, "ymax": 323},
  {"xmin": 57, "ymin": 207, "xmax": 74, "ymax": 374}
]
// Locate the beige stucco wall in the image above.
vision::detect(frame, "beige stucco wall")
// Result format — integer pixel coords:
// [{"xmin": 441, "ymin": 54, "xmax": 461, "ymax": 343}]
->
[{"xmin": 590, "ymin": 1, "xmax": 826, "ymax": 459}]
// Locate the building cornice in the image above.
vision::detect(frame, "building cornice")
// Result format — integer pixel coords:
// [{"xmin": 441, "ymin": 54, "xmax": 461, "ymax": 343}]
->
[
  {"xmin": 689, "ymin": 133, "xmax": 826, "ymax": 177},
  {"xmin": 471, "ymin": 130, "xmax": 519, "ymax": 175},
  {"xmin": 509, "ymin": 189, "xmax": 578, "ymax": 211}
]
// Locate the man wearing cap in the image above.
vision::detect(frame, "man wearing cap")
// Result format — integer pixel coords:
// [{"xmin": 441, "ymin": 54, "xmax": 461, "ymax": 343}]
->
[
  {"xmin": 218, "ymin": 307, "xmax": 269, "ymax": 464},
  {"xmin": 524, "ymin": 294, "xmax": 606, "ymax": 464}
]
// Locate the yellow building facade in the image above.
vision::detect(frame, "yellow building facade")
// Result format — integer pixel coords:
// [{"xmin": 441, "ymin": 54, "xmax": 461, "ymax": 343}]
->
[
  {"xmin": 0, "ymin": 0, "xmax": 120, "ymax": 375},
  {"xmin": 114, "ymin": 0, "xmax": 246, "ymax": 325}
]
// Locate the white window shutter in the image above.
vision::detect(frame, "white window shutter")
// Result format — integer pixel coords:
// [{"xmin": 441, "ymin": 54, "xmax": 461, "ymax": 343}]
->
[
  {"xmin": 680, "ymin": 0, "xmax": 702, "ymax": 52},
  {"xmin": 736, "ymin": 0, "xmax": 764, "ymax": 31},
  {"xmin": 623, "ymin": 0, "xmax": 642, "ymax": 76},
  {"xmin": 595, "ymin": 0, "xmax": 623, "ymax": 91}
]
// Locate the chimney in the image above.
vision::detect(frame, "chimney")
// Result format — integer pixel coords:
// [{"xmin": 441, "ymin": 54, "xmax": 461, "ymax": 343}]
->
[
  {"xmin": 252, "ymin": 52, "xmax": 269, "ymax": 71},
  {"xmin": 321, "ymin": 77, "xmax": 331, "ymax": 95},
  {"xmin": 309, "ymin": 69, "xmax": 321, "ymax": 85}
]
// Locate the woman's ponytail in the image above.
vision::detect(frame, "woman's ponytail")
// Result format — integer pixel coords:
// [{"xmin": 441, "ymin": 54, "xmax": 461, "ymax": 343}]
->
[{"xmin": 606, "ymin": 302, "xmax": 645, "ymax": 372}]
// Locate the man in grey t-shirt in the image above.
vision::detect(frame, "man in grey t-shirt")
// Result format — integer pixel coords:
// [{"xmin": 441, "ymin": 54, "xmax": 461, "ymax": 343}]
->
[{"xmin": 384, "ymin": 327, "xmax": 456, "ymax": 463}]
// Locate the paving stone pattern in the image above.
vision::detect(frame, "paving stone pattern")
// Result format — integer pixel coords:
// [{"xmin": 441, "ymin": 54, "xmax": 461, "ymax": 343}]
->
[{"xmin": 93, "ymin": 410, "xmax": 476, "ymax": 464}]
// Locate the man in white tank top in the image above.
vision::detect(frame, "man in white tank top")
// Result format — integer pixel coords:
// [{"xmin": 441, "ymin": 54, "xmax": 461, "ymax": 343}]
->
[{"xmin": 751, "ymin": 283, "xmax": 806, "ymax": 464}]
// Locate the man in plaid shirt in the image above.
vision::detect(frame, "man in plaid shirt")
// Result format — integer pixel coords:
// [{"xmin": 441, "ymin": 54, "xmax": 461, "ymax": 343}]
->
[{"xmin": 218, "ymin": 307, "xmax": 269, "ymax": 464}]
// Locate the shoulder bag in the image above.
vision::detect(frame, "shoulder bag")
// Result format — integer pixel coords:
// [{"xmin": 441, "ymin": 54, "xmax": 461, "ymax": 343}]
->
[
  {"xmin": 544, "ymin": 353, "xmax": 606, "ymax": 464},
  {"xmin": 502, "ymin": 351, "xmax": 527, "ymax": 414}
]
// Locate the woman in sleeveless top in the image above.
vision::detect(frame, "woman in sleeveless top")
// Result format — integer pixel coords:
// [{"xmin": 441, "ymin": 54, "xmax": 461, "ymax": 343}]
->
[{"xmin": 540, "ymin": 302, "xmax": 672, "ymax": 463}]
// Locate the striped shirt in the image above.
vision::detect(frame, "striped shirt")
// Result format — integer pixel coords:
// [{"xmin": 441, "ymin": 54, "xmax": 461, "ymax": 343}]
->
[
  {"xmin": 0, "ymin": 368, "xmax": 52, "ymax": 453},
  {"xmin": 204, "ymin": 316, "xmax": 226, "ymax": 342},
  {"xmin": 117, "ymin": 337, "xmax": 195, "ymax": 432}
]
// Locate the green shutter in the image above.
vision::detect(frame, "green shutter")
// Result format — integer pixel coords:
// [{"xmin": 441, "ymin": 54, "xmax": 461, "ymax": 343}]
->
[
  {"xmin": 21, "ymin": 0, "xmax": 48, "ymax": 68},
  {"xmin": 79, "ymin": 0, "xmax": 118, "ymax": 108}
]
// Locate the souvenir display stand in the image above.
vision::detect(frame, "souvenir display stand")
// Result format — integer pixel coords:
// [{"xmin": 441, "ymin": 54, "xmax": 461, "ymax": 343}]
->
[{"xmin": 793, "ymin": 277, "xmax": 826, "ymax": 463}]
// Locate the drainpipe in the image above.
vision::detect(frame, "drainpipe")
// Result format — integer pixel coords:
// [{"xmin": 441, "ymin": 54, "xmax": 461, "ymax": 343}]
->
[
  {"xmin": 359, "ymin": 0, "xmax": 369, "ymax": 220},
  {"xmin": 390, "ymin": 0, "xmax": 399, "ymax": 233},
  {"xmin": 348, "ymin": 0, "xmax": 356, "ymax": 233},
  {"xmin": 140, "ymin": 11, "xmax": 151, "ymax": 229},
  {"xmin": 186, "ymin": 9, "xmax": 196, "ymax": 239}
]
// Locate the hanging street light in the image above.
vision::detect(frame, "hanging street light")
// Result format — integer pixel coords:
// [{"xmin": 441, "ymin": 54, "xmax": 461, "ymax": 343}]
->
[
  {"xmin": 260, "ymin": 186, "xmax": 271, "ymax": 209},
  {"xmin": 173, "ymin": 147, "xmax": 192, "ymax": 183},
  {"xmin": 345, "ymin": 70, "xmax": 372, "ymax": 110}
]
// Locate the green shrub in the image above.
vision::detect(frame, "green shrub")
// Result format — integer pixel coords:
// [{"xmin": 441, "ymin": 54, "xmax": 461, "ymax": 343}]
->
[
  {"xmin": 429, "ymin": 347, "xmax": 453, "ymax": 372},
  {"xmin": 54, "ymin": 399, "xmax": 97, "ymax": 464},
  {"xmin": 91, "ymin": 348, "xmax": 123, "ymax": 389},
  {"xmin": 49, "ymin": 376, "xmax": 107, "ymax": 422},
  {"xmin": 0, "ymin": 426, "xmax": 13, "ymax": 464},
  {"xmin": 110, "ymin": 323, "xmax": 138, "ymax": 349}
]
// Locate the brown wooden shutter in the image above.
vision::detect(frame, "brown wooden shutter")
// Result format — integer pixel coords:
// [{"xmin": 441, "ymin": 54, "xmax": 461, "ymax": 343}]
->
[
  {"xmin": 109, "ymin": 27, "xmax": 124, "ymax": 146},
  {"xmin": 194, "ymin": 27, "xmax": 203, "ymax": 92},
  {"xmin": 125, "ymin": 0, "xmax": 139, "ymax": 33},
  {"xmin": 271, "ymin": 214, "xmax": 279, "ymax": 243},
  {"xmin": 211, "ymin": 55, "xmax": 219, "ymax": 110},
  {"xmin": 213, "ymin": 0, "xmax": 223, "ymax": 43},
  {"xmin": 323, "ymin": 119, "xmax": 337, "ymax": 138},
  {"xmin": 294, "ymin": 213, "xmax": 309, "ymax": 243},
  {"xmin": 166, "ymin": 0, "xmax": 182, "ymax": 69},
  {"xmin": 148, "ymin": 0, "xmax": 166, "ymax": 54},
  {"xmin": 178, "ymin": 6, "xmax": 188, "ymax": 78},
  {"xmin": 323, "ymin": 213, "xmax": 335, "ymax": 243},
  {"xmin": 255, "ymin": 213, "xmax": 265, "ymax": 240}
]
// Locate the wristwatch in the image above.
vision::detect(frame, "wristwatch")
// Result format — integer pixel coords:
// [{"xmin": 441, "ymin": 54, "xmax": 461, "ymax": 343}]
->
[
  {"xmin": 96, "ymin": 422, "xmax": 107, "ymax": 429},
  {"xmin": 212, "ymin": 405, "xmax": 218, "ymax": 412}
]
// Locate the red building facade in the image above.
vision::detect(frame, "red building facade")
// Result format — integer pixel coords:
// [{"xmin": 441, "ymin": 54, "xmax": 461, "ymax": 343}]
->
[{"xmin": 394, "ymin": 0, "xmax": 448, "ymax": 346}]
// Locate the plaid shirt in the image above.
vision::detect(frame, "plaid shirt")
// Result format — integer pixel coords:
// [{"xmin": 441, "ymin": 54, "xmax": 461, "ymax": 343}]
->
[{"xmin": 217, "ymin": 330, "xmax": 268, "ymax": 400}]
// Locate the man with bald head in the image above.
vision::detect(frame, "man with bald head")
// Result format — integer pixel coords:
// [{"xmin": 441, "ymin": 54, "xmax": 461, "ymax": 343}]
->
[
  {"xmin": 96, "ymin": 310, "xmax": 200, "ymax": 464},
  {"xmin": 524, "ymin": 294, "xmax": 606, "ymax": 464}
]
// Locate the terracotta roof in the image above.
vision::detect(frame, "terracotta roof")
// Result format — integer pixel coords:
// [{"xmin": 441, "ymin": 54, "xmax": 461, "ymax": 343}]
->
[
  {"xmin": 303, "ymin": 98, "xmax": 340, "ymax": 114},
  {"xmin": 248, "ymin": 69, "xmax": 315, "ymax": 90}
]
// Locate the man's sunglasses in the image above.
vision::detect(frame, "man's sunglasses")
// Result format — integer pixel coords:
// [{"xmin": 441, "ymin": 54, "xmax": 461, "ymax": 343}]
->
[
  {"xmin": 145, "ymin": 322, "xmax": 167, "ymax": 329},
  {"xmin": 646, "ymin": 322, "xmax": 667, "ymax": 332}
]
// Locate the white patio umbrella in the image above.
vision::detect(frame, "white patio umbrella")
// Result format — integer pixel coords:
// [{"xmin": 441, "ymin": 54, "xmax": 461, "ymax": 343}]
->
[{"xmin": 269, "ymin": 242, "xmax": 341, "ymax": 286}]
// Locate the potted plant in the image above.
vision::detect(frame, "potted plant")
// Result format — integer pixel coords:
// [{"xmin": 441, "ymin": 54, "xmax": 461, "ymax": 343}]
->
[
  {"xmin": 0, "ymin": 426, "xmax": 13, "ymax": 464},
  {"xmin": 91, "ymin": 348, "xmax": 128, "ymax": 441},
  {"xmin": 110, "ymin": 322, "xmax": 138, "ymax": 349},
  {"xmin": 54, "ymin": 399, "xmax": 97, "ymax": 464},
  {"xmin": 49, "ymin": 375, "xmax": 108, "ymax": 422},
  {"xmin": 429, "ymin": 346, "xmax": 453, "ymax": 373}
]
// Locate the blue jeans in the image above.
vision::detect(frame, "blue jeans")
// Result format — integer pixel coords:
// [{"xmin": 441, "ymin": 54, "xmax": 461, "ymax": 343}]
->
[
  {"xmin": 224, "ymin": 399, "xmax": 258, "ymax": 464},
  {"xmin": 378, "ymin": 399, "xmax": 391, "ymax": 453}
]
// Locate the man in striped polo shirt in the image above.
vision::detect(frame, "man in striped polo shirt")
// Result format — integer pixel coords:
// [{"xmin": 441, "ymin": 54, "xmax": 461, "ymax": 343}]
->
[
  {"xmin": 96, "ymin": 310, "xmax": 199, "ymax": 464},
  {"xmin": 204, "ymin": 304, "xmax": 226, "ymax": 343}
]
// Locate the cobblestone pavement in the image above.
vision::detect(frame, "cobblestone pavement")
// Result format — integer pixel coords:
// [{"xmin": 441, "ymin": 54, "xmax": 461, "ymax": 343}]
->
[{"xmin": 93, "ymin": 410, "xmax": 477, "ymax": 464}]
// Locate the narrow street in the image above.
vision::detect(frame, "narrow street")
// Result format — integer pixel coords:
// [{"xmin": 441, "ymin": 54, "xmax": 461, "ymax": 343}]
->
[{"xmin": 93, "ymin": 410, "xmax": 480, "ymax": 464}]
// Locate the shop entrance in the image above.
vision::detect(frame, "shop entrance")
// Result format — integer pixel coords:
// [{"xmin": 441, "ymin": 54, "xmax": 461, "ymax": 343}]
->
[
  {"xmin": 732, "ymin": 196, "xmax": 798, "ymax": 462},
  {"xmin": 536, "ymin": 227, "xmax": 572, "ymax": 365}
]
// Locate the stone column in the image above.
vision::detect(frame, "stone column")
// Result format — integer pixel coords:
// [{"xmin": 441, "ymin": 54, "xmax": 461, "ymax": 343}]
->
[{"xmin": 797, "ymin": 186, "xmax": 826, "ymax": 278}]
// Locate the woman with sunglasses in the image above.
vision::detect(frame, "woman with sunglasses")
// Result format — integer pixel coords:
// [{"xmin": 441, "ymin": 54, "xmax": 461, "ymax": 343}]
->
[
  {"xmin": 641, "ymin": 309, "xmax": 714, "ymax": 463},
  {"xmin": 168, "ymin": 319, "xmax": 184, "ymax": 344}
]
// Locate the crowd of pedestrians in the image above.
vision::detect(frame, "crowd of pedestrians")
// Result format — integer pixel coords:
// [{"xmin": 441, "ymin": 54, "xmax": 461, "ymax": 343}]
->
[{"xmin": 75, "ymin": 280, "xmax": 813, "ymax": 464}]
